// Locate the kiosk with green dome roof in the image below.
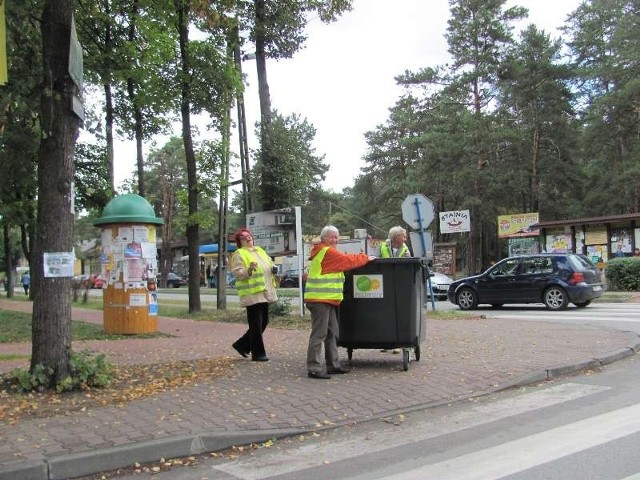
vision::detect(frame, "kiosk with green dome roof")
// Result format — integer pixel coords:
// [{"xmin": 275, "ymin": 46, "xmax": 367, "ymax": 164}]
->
[{"xmin": 94, "ymin": 194, "xmax": 163, "ymax": 334}]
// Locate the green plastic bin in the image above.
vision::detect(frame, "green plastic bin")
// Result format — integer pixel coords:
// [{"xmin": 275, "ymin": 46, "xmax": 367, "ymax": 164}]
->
[{"xmin": 338, "ymin": 257, "xmax": 426, "ymax": 370}]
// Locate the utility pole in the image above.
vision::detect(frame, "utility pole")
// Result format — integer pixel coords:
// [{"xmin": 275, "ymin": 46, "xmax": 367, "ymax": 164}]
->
[{"xmin": 232, "ymin": 26, "xmax": 252, "ymax": 216}]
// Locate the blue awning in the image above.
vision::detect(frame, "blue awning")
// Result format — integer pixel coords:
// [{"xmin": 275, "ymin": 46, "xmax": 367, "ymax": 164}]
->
[{"xmin": 199, "ymin": 243, "xmax": 238, "ymax": 255}]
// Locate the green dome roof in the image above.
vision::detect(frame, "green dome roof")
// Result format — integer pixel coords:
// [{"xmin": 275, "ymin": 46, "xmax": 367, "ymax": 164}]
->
[{"xmin": 94, "ymin": 194, "xmax": 163, "ymax": 226}]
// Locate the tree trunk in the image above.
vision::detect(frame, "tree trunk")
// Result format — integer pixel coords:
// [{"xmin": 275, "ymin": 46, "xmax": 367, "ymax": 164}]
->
[
  {"xmin": 3, "ymin": 221, "xmax": 13, "ymax": 298},
  {"xmin": 254, "ymin": 0, "xmax": 282, "ymax": 211},
  {"xmin": 31, "ymin": 0, "xmax": 80, "ymax": 385},
  {"xmin": 531, "ymin": 127, "xmax": 540, "ymax": 212},
  {"xmin": 160, "ymin": 157, "xmax": 175, "ymax": 285},
  {"xmin": 175, "ymin": 0, "xmax": 201, "ymax": 312},
  {"xmin": 127, "ymin": 0, "xmax": 145, "ymax": 197},
  {"xmin": 103, "ymin": 0, "xmax": 115, "ymax": 195},
  {"xmin": 232, "ymin": 26, "xmax": 252, "ymax": 215},
  {"xmin": 104, "ymin": 82, "xmax": 115, "ymax": 195}
]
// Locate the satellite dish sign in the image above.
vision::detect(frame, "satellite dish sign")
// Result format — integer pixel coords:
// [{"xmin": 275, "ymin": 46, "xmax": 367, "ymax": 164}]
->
[{"xmin": 402, "ymin": 194, "xmax": 435, "ymax": 230}]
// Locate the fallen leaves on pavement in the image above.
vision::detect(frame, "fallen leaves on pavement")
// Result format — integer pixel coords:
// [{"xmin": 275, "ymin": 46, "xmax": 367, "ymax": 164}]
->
[{"xmin": 0, "ymin": 356, "xmax": 236, "ymax": 424}]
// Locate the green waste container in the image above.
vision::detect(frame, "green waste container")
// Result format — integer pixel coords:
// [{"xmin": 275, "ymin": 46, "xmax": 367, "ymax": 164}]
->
[{"xmin": 338, "ymin": 257, "xmax": 427, "ymax": 371}]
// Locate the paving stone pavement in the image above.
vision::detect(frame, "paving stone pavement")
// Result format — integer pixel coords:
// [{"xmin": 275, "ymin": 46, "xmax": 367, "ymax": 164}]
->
[{"xmin": 1, "ymin": 298, "xmax": 639, "ymax": 480}]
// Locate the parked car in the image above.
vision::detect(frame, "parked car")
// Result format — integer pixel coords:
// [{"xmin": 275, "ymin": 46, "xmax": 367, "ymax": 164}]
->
[
  {"xmin": 160, "ymin": 272, "xmax": 187, "ymax": 288},
  {"xmin": 447, "ymin": 253, "xmax": 604, "ymax": 310},
  {"xmin": 426, "ymin": 271, "xmax": 454, "ymax": 300},
  {"xmin": 279, "ymin": 269, "xmax": 307, "ymax": 288}
]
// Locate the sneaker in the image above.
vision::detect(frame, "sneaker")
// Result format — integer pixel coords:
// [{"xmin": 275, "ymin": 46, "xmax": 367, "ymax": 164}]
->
[{"xmin": 308, "ymin": 371, "xmax": 332, "ymax": 380}]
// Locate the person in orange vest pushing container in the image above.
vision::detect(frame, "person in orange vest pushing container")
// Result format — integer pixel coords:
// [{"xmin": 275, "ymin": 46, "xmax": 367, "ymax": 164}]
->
[
  {"xmin": 304, "ymin": 225, "xmax": 376, "ymax": 379},
  {"xmin": 230, "ymin": 228, "xmax": 279, "ymax": 362}
]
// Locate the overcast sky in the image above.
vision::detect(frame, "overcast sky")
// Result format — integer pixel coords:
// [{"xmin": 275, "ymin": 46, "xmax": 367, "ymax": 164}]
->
[{"xmin": 113, "ymin": 0, "xmax": 582, "ymax": 193}]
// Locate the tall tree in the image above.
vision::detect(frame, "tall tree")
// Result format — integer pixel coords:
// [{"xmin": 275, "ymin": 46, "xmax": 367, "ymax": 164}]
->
[
  {"xmin": 250, "ymin": 110, "xmax": 328, "ymax": 208},
  {"xmin": 0, "ymin": 0, "xmax": 42, "ymax": 293},
  {"xmin": 76, "ymin": 0, "xmax": 176, "ymax": 197},
  {"xmin": 144, "ymin": 137, "xmax": 188, "ymax": 283},
  {"xmin": 444, "ymin": 0, "xmax": 527, "ymax": 272},
  {"xmin": 172, "ymin": 0, "xmax": 202, "ymax": 312},
  {"xmin": 496, "ymin": 25, "xmax": 579, "ymax": 219},
  {"xmin": 565, "ymin": 0, "xmax": 640, "ymax": 214},
  {"xmin": 30, "ymin": 0, "xmax": 82, "ymax": 385},
  {"xmin": 240, "ymin": 0, "xmax": 353, "ymax": 211}
]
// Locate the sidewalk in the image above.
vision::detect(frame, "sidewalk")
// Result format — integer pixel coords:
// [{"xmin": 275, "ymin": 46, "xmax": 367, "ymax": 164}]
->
[{"xmin": 1, "ymin": 298, "xmax": 639, "ymax": 480}]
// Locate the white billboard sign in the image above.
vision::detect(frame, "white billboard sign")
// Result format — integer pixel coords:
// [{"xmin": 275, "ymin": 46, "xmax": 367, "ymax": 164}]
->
[
  {"xmin": 439, "ymin": 210, "xmax": 471, "ymax": 234},
  {"xmin": 246, "ymin": 208, "xmax": 300, "ymax": 257}
]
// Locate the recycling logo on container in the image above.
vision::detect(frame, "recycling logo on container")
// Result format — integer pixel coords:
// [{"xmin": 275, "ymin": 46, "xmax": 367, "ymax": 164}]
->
[{"xmin": 353, "ymin": 274, "xmax": 384, "ymax": 299}]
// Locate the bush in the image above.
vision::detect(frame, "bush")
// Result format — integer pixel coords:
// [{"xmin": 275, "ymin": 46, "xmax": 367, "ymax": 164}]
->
[
  {"xmin": 8, "ymin": 350, "xmax": 114, "ymax": 393},
  {"xmin": 605, "ymin": 258, "xmax": 640, "ymax": 291},
  {"xmin": 269, "ymin": 297, "xmax": 292, "ymax": 317},
  {"xmin": 11, "ymin": 364, "xmax": 53, "ymax": 392}
]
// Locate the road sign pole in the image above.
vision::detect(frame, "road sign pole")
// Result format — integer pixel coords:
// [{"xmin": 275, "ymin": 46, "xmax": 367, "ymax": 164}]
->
[{"xmin": 403, "ymin": 194, "xmax": 437, "ymax": 311}]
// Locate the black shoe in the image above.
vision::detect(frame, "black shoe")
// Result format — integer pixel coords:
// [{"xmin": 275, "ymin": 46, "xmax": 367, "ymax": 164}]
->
[
  {"xmin": 232, "ymin": 343, "xmax": 248, "ymax": 358},
  {"xmin": 308, "ymin": 371, "xmax": 332, "ymax": 380},
  {"xmin": 327, "ymin": 367, "xmax": 350, "ymax": 374},
  {"xmin": 252, "ymin": 355, "xmax": 269, "ymax": 362}
]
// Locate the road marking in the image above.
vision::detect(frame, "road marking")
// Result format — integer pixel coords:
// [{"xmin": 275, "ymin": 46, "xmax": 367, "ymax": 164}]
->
[
  {"xmin": 381, "ymin": 402, "xmax": 640, "ymax": 480},
  {"xmin": 211, "ymin": 383, "xmax": 609, "ymax": 480}
]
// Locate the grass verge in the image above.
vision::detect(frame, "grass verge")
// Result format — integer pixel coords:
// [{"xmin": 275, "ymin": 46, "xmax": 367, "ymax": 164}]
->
[{"xmin": 0, "ymin": 310, "xmax": 168, "ymax": 343}]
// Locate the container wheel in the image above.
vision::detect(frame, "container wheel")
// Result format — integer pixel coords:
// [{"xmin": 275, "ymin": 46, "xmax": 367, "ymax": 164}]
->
[
  {"xmin": 402, "ymin": 349, "xmax": 409, "ymax": 371},
  {"xmin": 347, "ymin": 348, "xmax": 353, "ymax": 360},
  {"xmin": 415, "ymin": 345, "xmax": 421, "ymax": 362}
]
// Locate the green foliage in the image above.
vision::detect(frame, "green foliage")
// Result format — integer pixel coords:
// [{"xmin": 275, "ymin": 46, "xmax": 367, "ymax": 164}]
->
[
  {"xmin": 74, "ymin": 142, "xmax": 113, "ymax": 211},
  {"xmin": 60, "ymin": 350, "xmax": 114, "ymax": 392},
  {"xmin": 252, "ymin": 110, "xmax": 329, "ymax": 210},
  {"xmin": 565, "ymin": 0, "xmax": 640, "ymax": 216},
  {"xmin": 269, "ymin": 297, "xmax": 292, "ymax": 317},
  {"xmin": 605, "ymin": 258, "xmax": 640, "ymax": 291},
  {"xmin": 11, "ymin": 364, "xmax": 52, "ymax": 392},
  {"xmin": 8, "ymin": 350, "xmax": 114, "ymax": 393}
]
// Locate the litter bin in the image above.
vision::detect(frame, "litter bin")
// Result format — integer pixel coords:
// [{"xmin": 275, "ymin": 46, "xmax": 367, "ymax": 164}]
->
[
  {"xmin": 338, "ymin": 257, "xmax": 426, "ymax": 371},
  {"xmin": 94, "ymin": 194, "xmax": 164, "ymax": 334}
]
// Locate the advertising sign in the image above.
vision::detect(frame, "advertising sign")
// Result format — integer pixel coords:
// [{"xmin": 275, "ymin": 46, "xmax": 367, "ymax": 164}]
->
[
  {"xmin": 497, "ymin": 212, "xmax": 540, "ymax": 238},
  {"xmin": 352, "ymin": 274, "xmax": 384, "ymax": 299},
  {"xmin": 439, "ymin": 210, "xmax": 470, "ymax": 234},
  {"xmin": 246, "ymin": 208, "xmax": 299, "ymax": 256},
  {"xmin": 546, "ymin": 231, "xmax": 573, "ymax": 253}
]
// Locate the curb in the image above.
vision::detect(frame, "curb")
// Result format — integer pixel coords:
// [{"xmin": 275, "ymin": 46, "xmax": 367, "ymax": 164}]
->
[{"xmin": 0, "ymin": 429, "xmax": 307, "ymax": 480}]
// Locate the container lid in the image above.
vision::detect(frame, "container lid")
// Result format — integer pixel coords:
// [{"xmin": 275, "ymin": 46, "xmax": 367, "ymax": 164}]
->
[{"xmin": 94, "ymin": 194, "xmax": 164, "ymax": 226}]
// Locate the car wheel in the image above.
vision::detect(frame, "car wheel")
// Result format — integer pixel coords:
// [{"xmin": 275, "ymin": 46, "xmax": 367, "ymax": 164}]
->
[
  {"xmin": 574, "ymin": 300, "xmax": 591, "ymax": 308},
  {"xmin": 283, "ymin": 279, "xmax": 296, "ymax": 288},
  {"xmin": 456, "ymin": 287, "xmax": 478, "ymax": 310},
  {"xmin": 543, "ymin": 286, "xmax": 568, "ymax": 310}
]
